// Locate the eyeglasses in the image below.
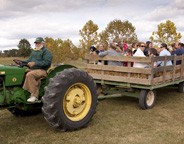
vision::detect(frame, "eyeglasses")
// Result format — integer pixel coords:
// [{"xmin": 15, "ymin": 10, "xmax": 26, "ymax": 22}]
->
[{"xmin": 140, "ymin": 45, "xmax": 145, "ymax": 47}]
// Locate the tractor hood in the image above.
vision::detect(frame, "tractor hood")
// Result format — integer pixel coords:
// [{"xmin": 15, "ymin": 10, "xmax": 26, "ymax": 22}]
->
[{"xmin": 0, "ymin": 65, "xmax": 26, "ymax": 86}]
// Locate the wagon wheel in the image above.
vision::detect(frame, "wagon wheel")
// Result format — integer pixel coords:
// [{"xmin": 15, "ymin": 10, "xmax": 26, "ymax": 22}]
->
[
  {"xmin": 178, "ymin": 82, "xmax": 184, "ymax": 93},
  {"xmin": 139, "ymin": 90, "xmax": 156, "ymax": 109},
  {"xmin": 42, "ymin": 68, "xmax": 98, "ymax": 131}
]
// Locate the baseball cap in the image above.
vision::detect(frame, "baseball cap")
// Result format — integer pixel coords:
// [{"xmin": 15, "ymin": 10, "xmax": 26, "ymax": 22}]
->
[{"xmin": 34, "ymin": 37, "xmax": 44, "ymax": 43}]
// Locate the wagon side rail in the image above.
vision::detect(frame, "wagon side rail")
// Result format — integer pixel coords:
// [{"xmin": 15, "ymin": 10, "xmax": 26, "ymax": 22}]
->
[
  {"xmin": 152, "ymin": 55, "xmax": 184, "ymax": 85},
  {"xmin": 85, "ymin": 54, "xmax": 184, "ymax": 88},
  {"xmin": 85, "ymin": 54, "xmax": 152, "ymax": 85}
]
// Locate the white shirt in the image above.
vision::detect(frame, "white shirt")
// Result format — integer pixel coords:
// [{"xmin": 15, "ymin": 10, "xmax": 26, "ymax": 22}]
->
[
  {"xmin": 133, "ymin": 48, "xmax": 148, "ymax": 68},
  {"xmin": 158, "ymin": 49, "xmax": 172, "ymax": 66}
]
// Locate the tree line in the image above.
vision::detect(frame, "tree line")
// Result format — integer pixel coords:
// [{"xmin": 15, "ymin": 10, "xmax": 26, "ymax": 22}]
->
[{"xmin": 1, "ymin": 19, "xmax": 182, "ymax": 64}]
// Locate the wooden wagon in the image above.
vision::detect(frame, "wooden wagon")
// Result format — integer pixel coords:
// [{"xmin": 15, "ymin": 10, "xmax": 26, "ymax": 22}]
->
[{"xmin": 85, "ymin": 54, "xmax": 184, "ymax": 109}]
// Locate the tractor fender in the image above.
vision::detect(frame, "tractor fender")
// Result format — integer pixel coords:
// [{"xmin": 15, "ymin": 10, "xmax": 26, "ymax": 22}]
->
[{"xmin": 47, "ymin": 64, "xmax": 76, "ymax": 81}]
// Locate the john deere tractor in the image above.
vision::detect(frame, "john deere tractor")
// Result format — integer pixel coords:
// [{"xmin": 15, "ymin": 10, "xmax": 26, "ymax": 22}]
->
[{"xmin": 0, "ymin": 60, "xmax": 97, "ymax": 131}]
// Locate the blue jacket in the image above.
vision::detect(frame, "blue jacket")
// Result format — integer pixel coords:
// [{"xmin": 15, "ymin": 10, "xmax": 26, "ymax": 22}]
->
[
  {"xmin": 171, "ymin": 48, "xmax": 184, "ymax": 65},
  {"xmin": 172, "ymin": 48, "xmax": 184, "ymax": 55}
]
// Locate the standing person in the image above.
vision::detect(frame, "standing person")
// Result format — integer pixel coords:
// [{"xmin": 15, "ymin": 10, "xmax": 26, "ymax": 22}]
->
[
  {"xmin": 98, "ymin": 42, "xmax": 123, "ymax": 66},
  {"xmin": 23, "ymin": 37, "xmax": 53, "ymax": 102},
  {"xmin": 123, "ymin": 39, "xmax": 128, "ymax": 53},
  {"xmin": 157, "ymin": 43, "xmax": 172, "ymax": 66},
  {"xmin": 144, "ymin": 41, "xmax": 153, "ymax": 56},
  {"xmin": 133, "ymin": 42, "xmax": 148, "ymax": 68},
  {"xmin": 118, "ymin": 39, "xmax": 128, "ymax": 54}
]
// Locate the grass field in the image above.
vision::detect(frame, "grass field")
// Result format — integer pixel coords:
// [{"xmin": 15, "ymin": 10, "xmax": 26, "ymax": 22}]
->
[
  {"xmin": 0, "ymin": 87, "xmax": 184, "ymax": 144},
  {"xmin": 0, "ymin": 57, "xmax": 86, "ymax": 69},
  {"xmin": 0, "ymin": 57, "xmax": 184, "ymax": 144}
]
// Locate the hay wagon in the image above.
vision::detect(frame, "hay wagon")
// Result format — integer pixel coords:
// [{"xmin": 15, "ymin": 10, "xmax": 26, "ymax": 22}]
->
[{"xmin": 85, "ymin": 54, "xmax": 184, "ymax": 109}]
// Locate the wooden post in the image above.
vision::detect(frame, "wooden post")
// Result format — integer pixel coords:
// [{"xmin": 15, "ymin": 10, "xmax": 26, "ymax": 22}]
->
[
  {"xmin": 128, "ymin": 61, "xmax": 131, "ymax": 80},
  {"xmin": 181, "ymin": 55, "xmax": 184, "ymax": 79},
  {"xmin": 149, "ymin": 56, "xmax": 154, "ymax": 85},
  {"xmin": 163, "ymin": 56, "xmax": 167, "ymax": 82},
  {"xmin": 172, "ymin": 55, "xmax": 176, "ymax": 81},
  {"xmin": 101, "ymin": 58, "xmax": 105, "ymax": 85}
]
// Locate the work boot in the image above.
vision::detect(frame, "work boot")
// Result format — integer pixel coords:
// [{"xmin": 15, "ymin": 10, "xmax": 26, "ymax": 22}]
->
[{"xmin": 27, "ymin": 96, "xmax": 38, "ymax": 103}]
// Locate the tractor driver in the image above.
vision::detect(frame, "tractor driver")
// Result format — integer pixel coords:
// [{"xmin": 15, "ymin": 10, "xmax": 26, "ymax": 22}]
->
[{"xmin": 23, "ymin": 37, "xmax": 53, "ymax": 103}]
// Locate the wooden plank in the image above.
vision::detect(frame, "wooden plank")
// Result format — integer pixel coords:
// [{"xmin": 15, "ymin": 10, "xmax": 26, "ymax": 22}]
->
[
  {"xmin": 175, "ymin": 65, "xmax": 181, "ymax": 69},
  {"xmin": 153, "ymin": 74, "xmax": 172, "ymax": 84},
  {"xmin": 153, "ymin": 65, "xmax": 173, "ymax": 73},
  {"xmin": 88, "ymin": 73, "xmax": 151, "ymax": 85},
  {"xmin": 85, "ymin": 54, "xmax": 151, "ymax": 63},
  {"xmin": 153, "ymin": 70, "xmax": 183, "ymax": 84},
  {"xmin": 153, "ymin": 55, "xmax": 174, "ymax": 61},
  {"xmin": 86, "ymin": 64, "xmax": 152, "ymax": 74},
  {"xmin": 175, "ymin": 73, "xmax": 181, "ymax": 79},
  {"xmin": 175, "ymin": 55, "xmax": 183, "ymax": 60}
]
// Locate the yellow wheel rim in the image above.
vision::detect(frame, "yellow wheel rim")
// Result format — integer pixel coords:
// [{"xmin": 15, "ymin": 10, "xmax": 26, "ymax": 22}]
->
[{"xmin": 63, "ymin": 83, "xmax": 92, "ymax": 121}]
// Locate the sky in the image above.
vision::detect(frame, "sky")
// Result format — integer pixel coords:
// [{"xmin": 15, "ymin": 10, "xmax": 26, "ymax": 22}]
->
[{"xmin": 0, "ymin": 0, "xmax": 184, "ymax": 51}]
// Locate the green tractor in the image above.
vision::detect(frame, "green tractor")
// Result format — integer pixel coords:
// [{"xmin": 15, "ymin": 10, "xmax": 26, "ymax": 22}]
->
[{"xmin": 0, "ymin": 60, "xmax": 98, "ymax": 131}]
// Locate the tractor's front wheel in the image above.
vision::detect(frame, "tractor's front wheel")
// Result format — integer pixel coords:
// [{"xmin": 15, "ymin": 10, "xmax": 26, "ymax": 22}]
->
[{"xmin": 42, "ymin": 68, "xmax": 97, "ymax": 131}]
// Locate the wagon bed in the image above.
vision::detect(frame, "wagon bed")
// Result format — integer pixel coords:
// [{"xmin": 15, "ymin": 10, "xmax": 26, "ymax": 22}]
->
[{"xmin": 85, "ymin": 54, "xmax": 184, "ymax": 90}]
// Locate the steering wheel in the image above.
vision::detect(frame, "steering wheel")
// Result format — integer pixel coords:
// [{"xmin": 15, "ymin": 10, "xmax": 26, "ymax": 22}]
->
[{"xmin": 13, "ymin": 59, "xmax": 28, "ymax": 67}]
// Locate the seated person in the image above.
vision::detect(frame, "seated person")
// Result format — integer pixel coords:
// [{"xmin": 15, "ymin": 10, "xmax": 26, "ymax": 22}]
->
[
  {"xmin": 144, "ymin": 41, "xmax": 153, "ymax": 56},
  {"xmin": 89, "ymin": 45, "xmax": 107, "ymax": 65},
  {"xmin": 133, "ymin": 42, "xmax": 148, "ymax": 68},
  {"xmin": 23, "ymin": 37, "xmax": 53, "ymax": 102},
  {"xmin": 98, "ymin": 42, "xmax": 123, "ymax": 66},
  {"xmin": 171, "ymin": 42, "xmax": 184, "ymax": 65},
  {"xmin": 89, "ymin": 46, "xmax": 99, "ymax": 55},
  {"xmin": 148, "ymin": 48, "xmax": 158, "ymax": 67},
  {"xmin": 157, "ymin": 43, "xmax": 172, "ymax": 67}
]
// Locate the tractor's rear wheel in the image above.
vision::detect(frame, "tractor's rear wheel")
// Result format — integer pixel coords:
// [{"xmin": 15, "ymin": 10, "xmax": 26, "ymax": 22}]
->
[
  {"xmin": 42, "ymin": 68, "xmax": 97, "ymax": 131},
  {"xmin": 139, "ymin": 90, "xmax": 156, "ymax": 109}
]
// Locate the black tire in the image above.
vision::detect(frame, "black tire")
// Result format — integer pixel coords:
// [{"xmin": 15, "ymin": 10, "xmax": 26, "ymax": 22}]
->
[
  {"xmin": 178, "ymin": 82, "xmax": 184, "ymax": 93},
  {"xmin": 139, "ymin": 90, "xmax": 156, "ymax": 110},
  {"xmin": 42, "ymin": 68, "xmax": 97, "ymax": 131}
]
